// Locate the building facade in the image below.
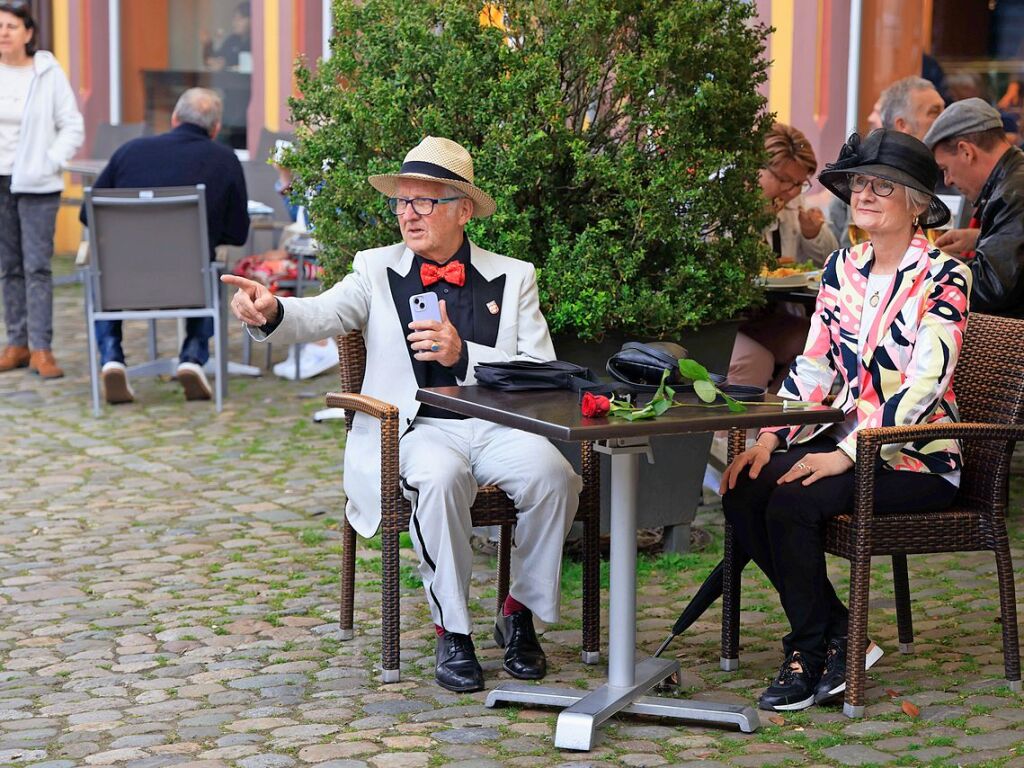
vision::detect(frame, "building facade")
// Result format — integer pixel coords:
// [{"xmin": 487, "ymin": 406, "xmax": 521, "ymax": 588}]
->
[{"xmin": 28, "ymin": 0, "xmax": 1024, "ymax": 246}]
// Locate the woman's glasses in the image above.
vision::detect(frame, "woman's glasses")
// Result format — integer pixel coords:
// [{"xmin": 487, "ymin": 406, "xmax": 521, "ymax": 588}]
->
[
  {"xmin": 849, "ymin": 175, "xmax": 896, "ymax": 198},
  {"xmin": 767, "ymin": 166, "xmax": 812, "ymax": 194}
]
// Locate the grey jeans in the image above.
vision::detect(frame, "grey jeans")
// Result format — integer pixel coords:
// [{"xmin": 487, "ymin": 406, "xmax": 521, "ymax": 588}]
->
[{"xmin": 0, "ymin": 176, "xmax": 61, "ymax": 349}]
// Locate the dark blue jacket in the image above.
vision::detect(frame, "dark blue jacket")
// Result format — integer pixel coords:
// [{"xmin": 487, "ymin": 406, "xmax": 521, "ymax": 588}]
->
[{"xmin": 80, "ymin": 122, "xmax": 250, "ymax": 254}]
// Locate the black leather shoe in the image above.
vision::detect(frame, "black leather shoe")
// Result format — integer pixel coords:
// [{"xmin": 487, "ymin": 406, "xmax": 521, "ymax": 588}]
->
[
  {"xmin": 435, "ymin": 630, "xmax": 484, "ymax": 693},
  {"xmin": 493, "ymin": 608, "xmax": 547, "ymax": 679}
]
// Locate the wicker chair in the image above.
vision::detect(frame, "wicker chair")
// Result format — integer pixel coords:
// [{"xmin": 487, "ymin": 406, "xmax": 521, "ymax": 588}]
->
[
  {"xmin": 326, "ymin": 331, "xmax": 602, "ymax": 682},
  {"xmin": 720, "ymin": 312, "xmax": 1024, "ymax": 716}
]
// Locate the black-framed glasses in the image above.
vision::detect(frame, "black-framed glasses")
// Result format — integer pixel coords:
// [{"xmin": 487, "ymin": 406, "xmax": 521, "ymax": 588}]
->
[
  {"xmin": 387, "ymin": 196, "xmax": 464, "ymax": 216},
  {"xmin": 849, "ymin": 174, "xmax": 896, "ymax": 197},
  {"xmin": 767, "ymin": 166, "xmax": 812, "ymax": 194}
]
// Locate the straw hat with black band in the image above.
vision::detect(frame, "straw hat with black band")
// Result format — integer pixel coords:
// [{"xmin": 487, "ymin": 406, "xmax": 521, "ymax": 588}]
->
[
  {"xmin": 368, "ymin": 136, "xmax": 497, "ymax": 218},
  {"xmin": 818, "ymin": 129, "xmax": 950, "ymax": 229}
]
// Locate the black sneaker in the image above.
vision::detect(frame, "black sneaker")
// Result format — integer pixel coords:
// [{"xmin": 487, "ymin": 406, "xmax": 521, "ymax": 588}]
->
[
  {"xmin": 814, "ymin": 637, "xmax": 884, "ymax": 704},
  {"xmin": 758, "ymin": 651, "xmax": 821, "ymax": 711}
]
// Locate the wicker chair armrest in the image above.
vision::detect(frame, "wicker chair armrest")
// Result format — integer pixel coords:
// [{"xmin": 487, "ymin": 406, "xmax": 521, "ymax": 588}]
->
[
  {"xmin": 856, "ymin": 422, "xmax": 1024, "ymax": 452},
  {"xmin": 325, "ymin": 391, "xmax": 402, "ymax": 503},
  {"xmin": 325, "ymin": 391, "xmax": 399, "ymax": 422},
  {"xmin": 850, "ymin": 422, "xmax": 1024, "ymax": 530}
]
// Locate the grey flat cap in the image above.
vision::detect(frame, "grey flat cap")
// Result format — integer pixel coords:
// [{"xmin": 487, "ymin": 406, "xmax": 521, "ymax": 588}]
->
[{"xmin": 923, "ymin": 97, "xmax": 1003, "ymax": 149}]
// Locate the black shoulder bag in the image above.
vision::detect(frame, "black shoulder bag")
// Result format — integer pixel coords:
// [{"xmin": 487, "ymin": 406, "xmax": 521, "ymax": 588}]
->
[{"xmin": 606, "ymin": 341, "xmax": 689, "ymax": 392}]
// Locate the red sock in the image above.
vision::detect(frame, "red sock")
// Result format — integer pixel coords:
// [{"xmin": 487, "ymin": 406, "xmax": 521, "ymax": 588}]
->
[
  {"xmin": 435, "ymin": 624, "xmax": 445, "ymax": 637},
  {"xmin": 503, "ymin": 594, "xmax": 527, "ymax": 617}
]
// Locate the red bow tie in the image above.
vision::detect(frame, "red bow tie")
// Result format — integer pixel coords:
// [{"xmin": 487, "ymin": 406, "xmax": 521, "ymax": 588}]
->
[{"xmin": 420, "ymin": 260, "xmax": 466, "ymax": 287}]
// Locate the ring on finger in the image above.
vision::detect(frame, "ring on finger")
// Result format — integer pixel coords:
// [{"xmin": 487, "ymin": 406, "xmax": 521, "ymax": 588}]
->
[
  {"xmin": 796, "ymin": 461, "xmax": 809, "ymax": 471},
  {"xmin": 430, "ymin": 342, "xmax": 441, "ymax": 352}
]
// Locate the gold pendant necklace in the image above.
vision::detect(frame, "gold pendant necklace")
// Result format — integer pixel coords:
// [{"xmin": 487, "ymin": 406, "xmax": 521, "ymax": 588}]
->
[{"xmin": 869, "ymin": 290, "xmax": 881, "ymax": 308}]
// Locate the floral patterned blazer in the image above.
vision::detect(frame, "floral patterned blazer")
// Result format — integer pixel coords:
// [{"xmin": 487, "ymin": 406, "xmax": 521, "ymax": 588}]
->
[{"xmin": 761, "ymin": 233, "xmax": 973, "ymax": 477}]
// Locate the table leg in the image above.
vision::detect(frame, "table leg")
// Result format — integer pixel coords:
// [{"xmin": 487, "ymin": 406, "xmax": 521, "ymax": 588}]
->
[
  {"xmin": 485, "ymin": 437, "xmax": 760, "ymax": 749},
  {"xmin": 608, "ymin": 444, "xmax": 639, "ymax": 686},
  {"xmin": 294, "ymin": 252, "xmax": 304, "ymax": 380}
]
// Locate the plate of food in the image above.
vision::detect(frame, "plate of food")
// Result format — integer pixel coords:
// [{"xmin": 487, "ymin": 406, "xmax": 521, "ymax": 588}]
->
[
  {"xmin": 802, "ymin": 269, "xmax": 823, "ymax": 288},
  {"xmin": 758, "ymin": 261, "xmax": 822, "ymax": 288}
]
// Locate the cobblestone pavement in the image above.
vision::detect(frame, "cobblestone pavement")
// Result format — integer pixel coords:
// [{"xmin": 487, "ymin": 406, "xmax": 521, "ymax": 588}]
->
[{"xmin": 0, "ymin": 263, "xmax": 1022, "ymax": 767}]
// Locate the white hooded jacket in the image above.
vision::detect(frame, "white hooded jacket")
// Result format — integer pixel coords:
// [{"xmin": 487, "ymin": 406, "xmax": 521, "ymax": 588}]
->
[{"xmin": 10, "ymin": 51, "xmax": 84, "ymax": 194}]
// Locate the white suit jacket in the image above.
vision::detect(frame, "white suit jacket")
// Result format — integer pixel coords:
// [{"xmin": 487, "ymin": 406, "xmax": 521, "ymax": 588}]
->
[{"xmin": 251, "ymin": 240, "xmax": 556, "ymax": 537}]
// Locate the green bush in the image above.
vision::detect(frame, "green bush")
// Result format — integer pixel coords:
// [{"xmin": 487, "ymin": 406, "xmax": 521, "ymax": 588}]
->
[{"xmin": 287, "ymin": 0, "xmax": 774, "ymax": 340}]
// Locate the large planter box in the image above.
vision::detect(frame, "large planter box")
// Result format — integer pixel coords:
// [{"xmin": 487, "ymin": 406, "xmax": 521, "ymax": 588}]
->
[{"xmin": 553, "ymin": 320, "xmax": 741, "ymax": 553}]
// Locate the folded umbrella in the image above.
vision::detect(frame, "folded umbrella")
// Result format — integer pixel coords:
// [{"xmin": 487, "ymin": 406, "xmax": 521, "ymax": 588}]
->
[{"xmin": 653, "ymin": 552, "xmax": 752, "ymax": 658}]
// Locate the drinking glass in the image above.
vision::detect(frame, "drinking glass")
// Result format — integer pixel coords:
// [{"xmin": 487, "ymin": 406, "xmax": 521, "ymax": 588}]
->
[{"xmin": 847, "ymin": 224, "xmax": 868, "ymax": 246}]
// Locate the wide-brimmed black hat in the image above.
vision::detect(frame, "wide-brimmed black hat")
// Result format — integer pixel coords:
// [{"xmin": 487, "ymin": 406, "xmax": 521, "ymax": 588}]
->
[{"xmin": 818, "ymin": 129, "xmax": 950, "ymax": 228}]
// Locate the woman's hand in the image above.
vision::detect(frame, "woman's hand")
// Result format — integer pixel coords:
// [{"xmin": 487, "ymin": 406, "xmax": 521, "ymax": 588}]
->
[
  {"xmin": 778, "ymin": 449, "xmax": 853, "ymax": 486},
  {"xmin": 798, "ymin": 206, "xmax": 825, "ymax": 239},
  {"xmin": 720, "ymin": 433, "xmax": 780, "ymax": 494}
]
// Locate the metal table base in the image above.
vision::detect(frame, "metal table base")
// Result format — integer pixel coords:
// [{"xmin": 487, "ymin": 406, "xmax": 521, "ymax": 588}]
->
[
  {"xmin": 486, "ymin": 659, "xmax": 759, "ymax": 750},
  {"xmin": 486, "ymin": 437, "xmax": 760, "ymax": 750}
]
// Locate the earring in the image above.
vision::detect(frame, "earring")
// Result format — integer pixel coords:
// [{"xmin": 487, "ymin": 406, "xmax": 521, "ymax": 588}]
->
[{"xmin": 913, "ymin": 215, "xmax": 919, "ymax": 227}]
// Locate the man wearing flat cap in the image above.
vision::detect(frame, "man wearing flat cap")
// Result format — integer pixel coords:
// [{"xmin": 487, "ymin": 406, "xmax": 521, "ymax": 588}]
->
[
  {"xmin": 924, "ymin": 97, "xmax": 1024, "ymax": 316},
  {"xmin": 222, "ymin": 137, "xmax": 581, "ymax": 693}
]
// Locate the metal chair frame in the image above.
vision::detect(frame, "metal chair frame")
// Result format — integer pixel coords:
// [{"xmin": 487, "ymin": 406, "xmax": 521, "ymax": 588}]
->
[{"xmin": 83, "ymin": 185, "xmax": 227, "ymax": 415}]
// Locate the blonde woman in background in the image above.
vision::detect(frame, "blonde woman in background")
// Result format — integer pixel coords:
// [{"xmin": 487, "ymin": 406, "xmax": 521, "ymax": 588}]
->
[{"xmin": 729, "ymin": 123, "xmax": 836, "ymax": 391}]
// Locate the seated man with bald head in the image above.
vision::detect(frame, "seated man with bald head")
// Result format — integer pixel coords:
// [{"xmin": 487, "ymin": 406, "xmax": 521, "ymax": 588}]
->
[{"xmin": 80, "ymin": 87, "xmax": 250, "ymax": 404}]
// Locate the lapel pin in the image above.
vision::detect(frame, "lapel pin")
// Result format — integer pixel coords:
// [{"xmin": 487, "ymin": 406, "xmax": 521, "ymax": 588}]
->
[{"xmin": 486, "ymin": 300, "xmax": 500, "ymax": 315}]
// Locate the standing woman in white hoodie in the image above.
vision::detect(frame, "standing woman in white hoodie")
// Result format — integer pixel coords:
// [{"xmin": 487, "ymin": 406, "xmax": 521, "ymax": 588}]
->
[{"xmin": 0, "ymin": 2, "xmax": 83, "ymax": 378}]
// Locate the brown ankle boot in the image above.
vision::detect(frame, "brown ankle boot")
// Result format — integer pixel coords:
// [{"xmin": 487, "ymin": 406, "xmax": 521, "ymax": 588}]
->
[
  {"xmin": 0, "ymin": 346, "xmax": 30, "ymax": 372},
  {"xmin": 29, "ymin": 350, "xmax": 64, "ymax": 379}
]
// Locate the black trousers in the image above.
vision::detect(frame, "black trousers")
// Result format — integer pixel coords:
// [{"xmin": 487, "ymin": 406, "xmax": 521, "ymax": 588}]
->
[{"xmin": 721, "ymin": 435, "xmax": 957, "ymax": 669}]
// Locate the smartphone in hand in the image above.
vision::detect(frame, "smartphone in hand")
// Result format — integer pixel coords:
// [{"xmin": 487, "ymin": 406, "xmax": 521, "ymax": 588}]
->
[{"xmin": 409, "ymin": 291, "xmax": 442, "ymax": 324}]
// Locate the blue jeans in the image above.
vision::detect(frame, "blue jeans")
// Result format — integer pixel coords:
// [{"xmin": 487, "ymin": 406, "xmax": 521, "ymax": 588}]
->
[{"xmin": 95, "ymin": 318, "xmax": 213, "ymax": 366}]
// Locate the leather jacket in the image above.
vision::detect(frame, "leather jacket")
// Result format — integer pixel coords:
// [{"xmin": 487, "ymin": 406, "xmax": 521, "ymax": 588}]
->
[{"xmin": 970, "ymin": 146, "xmax": 1024, "ymax": 317}]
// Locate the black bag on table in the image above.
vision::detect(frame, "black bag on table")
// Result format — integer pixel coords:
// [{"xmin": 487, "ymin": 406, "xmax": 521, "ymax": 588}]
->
[
  {"xmin": 606, "ymin": 341, "xmax": 689, "ymax": 392},
  {"xmin": 474, "ymin": 360, "xmax": 602, "ymax": 392}
]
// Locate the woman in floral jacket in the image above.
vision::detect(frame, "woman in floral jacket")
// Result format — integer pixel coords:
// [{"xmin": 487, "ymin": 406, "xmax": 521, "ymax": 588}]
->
[{"xmin": 720, "ymin": 129, "xmax": 972, "ymax": 712}]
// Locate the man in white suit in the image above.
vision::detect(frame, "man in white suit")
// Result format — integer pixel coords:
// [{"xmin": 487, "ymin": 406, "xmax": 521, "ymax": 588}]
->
[{"xmin": 222, "ymin": 137, "xmax": 581, "ymax": 693}]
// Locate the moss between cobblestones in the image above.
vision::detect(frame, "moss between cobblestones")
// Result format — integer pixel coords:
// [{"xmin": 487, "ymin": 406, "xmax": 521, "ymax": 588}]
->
[{"xmin": 3, "ymin": 287, "xmax": 1023, "ymax": 767}]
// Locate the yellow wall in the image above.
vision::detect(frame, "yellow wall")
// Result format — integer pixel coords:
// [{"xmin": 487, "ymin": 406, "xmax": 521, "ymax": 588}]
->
[
  {"xmin": 768, "ymin": 0, "xmax": 794, "ymax": 126},
  {"xmin": 53, "ymin": 1, "xmax": 81, "ymax": 255},
  {"xmin": 264, "ymin": 0, "xmax": 281, "ymax": 131}
]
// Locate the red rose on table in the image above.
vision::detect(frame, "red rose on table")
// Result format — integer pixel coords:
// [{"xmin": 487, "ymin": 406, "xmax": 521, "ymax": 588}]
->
[{"xmin": 581, "ymin": 392, "xmax": 611, "ymax": 417}]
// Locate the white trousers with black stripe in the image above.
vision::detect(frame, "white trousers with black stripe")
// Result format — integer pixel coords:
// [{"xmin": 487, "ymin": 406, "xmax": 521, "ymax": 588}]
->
[{"xmin": 400, "ymin": 417, "xmax": 582, "ymax": 636}]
